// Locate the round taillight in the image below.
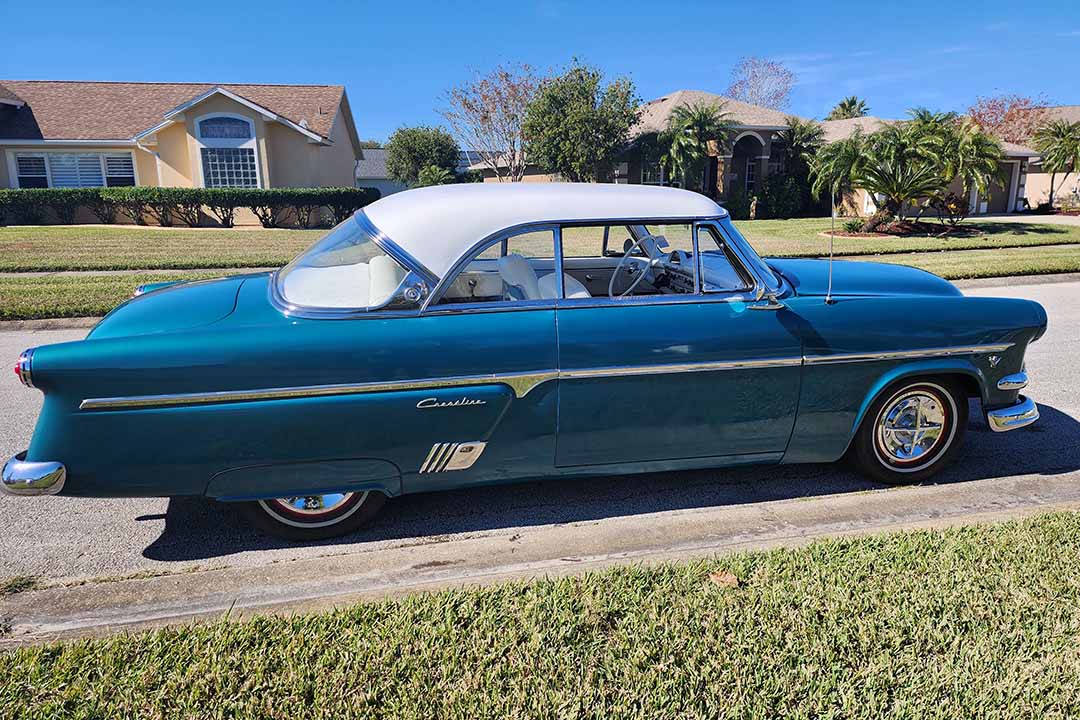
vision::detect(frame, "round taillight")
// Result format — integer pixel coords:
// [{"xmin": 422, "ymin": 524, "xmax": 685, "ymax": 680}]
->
[{"xmin": 15, "ymin": 349, "xmax": 34, "ymax": 388}]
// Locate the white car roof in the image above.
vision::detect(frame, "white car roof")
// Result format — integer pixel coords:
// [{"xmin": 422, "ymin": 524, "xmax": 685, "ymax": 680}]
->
[{"xmin": 362, "ymin": 183, "xmax": 728, "ymax": 278}]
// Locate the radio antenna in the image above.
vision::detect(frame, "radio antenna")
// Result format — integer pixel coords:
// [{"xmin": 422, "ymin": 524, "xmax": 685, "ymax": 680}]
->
[{"xmin": 825, "ymin": 193, "xmax": 837, "ymax": 305}]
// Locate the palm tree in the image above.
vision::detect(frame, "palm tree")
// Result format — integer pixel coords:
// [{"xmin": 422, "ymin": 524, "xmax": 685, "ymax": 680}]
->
[
  {"xmin": 776, "ymin": 116, "xmax": 825, "ymax": 176},
  {"xmin": 944, "ymin": 118, "xmax": 1004, "ymax": 201},
  {"xmin": 826, "ymin": 96, "xmax": 869, "ymax": 121},
  {"xmin": 1033, "ymin": 119, "xmax": 1080, "ymax": 207},
  {"xmin": 810, "ymin": 128, "xmax": 865, "ymax": 209},
  {"xmin": 662, "ymin": 101, "xmax": 736, "ymax": 194},
  {"xmin": 855, "ymin": 157, "xmax": 944, "ymax": 231}
]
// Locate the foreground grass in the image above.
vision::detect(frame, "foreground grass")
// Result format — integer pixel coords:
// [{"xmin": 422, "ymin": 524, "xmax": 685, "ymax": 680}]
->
[
  {"xmin": 4, "ymin": 512, "xmax": 1080, "ymax": 718},
  {"xmin": 0, "ymin": 271, "xmax": 232, "ymax": 320},
  {"xmin": 851, "ymin": 243, "xmax": 1080, "ymax": 279},
  {"xmin": 0, "ymin": 225, "xmax": 317, "ymax": 272},
  {"xmin": 737, "ymin": 217, "xmax": 1080, "ymax": 257}
]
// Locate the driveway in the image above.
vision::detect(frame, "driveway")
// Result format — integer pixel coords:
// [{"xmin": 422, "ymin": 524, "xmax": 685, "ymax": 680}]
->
[
  {"xmin": 2, "ymin": 277, "xmax": 1078, "ymax": 643},
  {"xmin": 978, "ymin": 213, "xmax": 1080, "ymax": 226}
]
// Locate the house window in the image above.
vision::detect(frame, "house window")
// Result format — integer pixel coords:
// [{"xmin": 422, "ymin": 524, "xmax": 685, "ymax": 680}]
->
[
  {"xmin": 768, "ymin": 145, "xmax": 786, "ymax": 176},
  {"xmin": 640, "ymin": 145, "xmax": 665, "ymax": 185},
  {"xmin": 200, "ymin": 147, "xmax": 259, "ymax": 188},
  {"xmin": 196, "ymin": 114, "xmax": 259, "ymax": 188},
  {"xmin": 15, "ymin": 156, "xmax": 48, "ymax": 188},
  {"xmin": 198, "ymin": 116, "xmax": 253, "ymax": 139},
  {"xmin": 15, "ymin": 152, "xmax": 135, "ymax": 188},
  {"xmin": 745, "ymin": 156, "xmax": 757, "ymax": 193}
]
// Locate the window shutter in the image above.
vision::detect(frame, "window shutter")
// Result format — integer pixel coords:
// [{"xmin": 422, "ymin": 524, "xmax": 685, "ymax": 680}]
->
[
  {"xmin": 77, "ymin": 154, "xmax": 104, "ymax": 186},
  {"xmin": 104, "ymin": 154, "xmax": 134, "ymax": 178},
  {"xmin": 47, "ymin": 154, "xmax": 79, "ymax": 187},
  {"xmin": 16, "ymin": 155, "xmax": 47, "ymax": 177}
]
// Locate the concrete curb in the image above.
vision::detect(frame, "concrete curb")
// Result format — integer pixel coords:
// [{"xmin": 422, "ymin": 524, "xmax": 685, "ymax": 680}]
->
[
  {"xmin": 3, "ymin": 471, "xmax": 1079, "ymax": 647},
  {"xmin": 0, "ymin": 317, "xmax": 101, "ymax": 332}
]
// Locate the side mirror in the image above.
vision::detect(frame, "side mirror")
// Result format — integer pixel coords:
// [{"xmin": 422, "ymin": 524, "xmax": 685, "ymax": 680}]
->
[{"xmin": 749, "ymin": 285, "xmax": 785, "ymax": 311}]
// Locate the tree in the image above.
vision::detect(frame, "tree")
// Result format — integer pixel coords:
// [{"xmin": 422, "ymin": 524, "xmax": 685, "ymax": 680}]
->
[
  {"xmin": 522, "ymin": 63, "xmax": 640, "ymax": 182},
  {"xmin": 661, "ymin": 101, "xmax": 736, "ymax": 193},
  {"xmin": 968, "ymin": 94, "xmax": 1048, "ymax": 144},
  {"xmin": 384, "ymin": 126, "xmax": 460, "ymax": 186},
  {"xmin": 725, "ymin": 57, "xmax": 795, "ymax": 110},
  {"xmin": 940, "ymin": 117, "xmax": 1004, "ymax": 201},
  {"xmin": 358, "ymin": 139, "xmax": 383, "ymax": 149},
  {"xmin": 415, "ymin": 165, "xmax": 456, "ymax": 187},
  {"xmin": 441, "ymin": 63, "xmax": 541, "ymax": 182},
  {"xmin": 776, "ymin": 116, "xmax": 825, "ymax": 177},
  {"xmin": 826, "ymin": 96, "xmax": 869, "ymax": 121},
  {"xmin": 811, "ymin": 128, "xmax": 865, "ymax": 213},
  {"xmin": 854, "ymin": 123, "xmax": 943, "ymax": 231},
  {"xmin": 1033, "ymin": 119, "xmax": 1080, "ymax": 207}
]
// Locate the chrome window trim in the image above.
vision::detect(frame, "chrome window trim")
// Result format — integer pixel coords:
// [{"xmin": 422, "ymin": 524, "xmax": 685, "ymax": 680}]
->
[
  {"xmin": 269, "ymin": 211, "xmax": 437, "ymax": 320},
  {"xmin": 76, "ymin": 344, "xmax": 1013, "ymax": 412},
  {"xmin": 694, "ymin": 222, "xmax": 756, "ymax": 295},
  {"xmin": 804, "ymin": 343, "xmax": 1014, "ymax": 365}
]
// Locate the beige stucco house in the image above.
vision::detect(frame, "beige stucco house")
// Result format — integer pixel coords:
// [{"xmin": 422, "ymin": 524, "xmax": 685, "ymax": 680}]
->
[
  {"xmin": 473, "ymin": 89, "xmax": 1040, "ymax": 217},
  {"xmin": 1023, "ymin": 105, "xmax": 1080, "ymax": 209},
  {"xmin": 0, "ymin": 80, "xmax": 362, "ymax": 195}
]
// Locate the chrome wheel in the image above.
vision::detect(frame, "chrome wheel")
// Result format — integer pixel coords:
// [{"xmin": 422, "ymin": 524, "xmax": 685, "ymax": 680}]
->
[
  {"xmin": 258, "ymin": 491, "xmax": 369, "ymax": 529},
  {"xmin": 872, "ymin": 383, "xmax": 957, "ymax": 473}
]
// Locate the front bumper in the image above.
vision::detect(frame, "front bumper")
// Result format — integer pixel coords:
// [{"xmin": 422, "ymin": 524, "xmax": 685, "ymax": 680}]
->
[
  {"xmin": 1, "ymin": 452, "xmax": 66, "ymax": 496},
  {"xmin": 987, "ymin": 395, "xmax": 1039, "ymax": 433}
]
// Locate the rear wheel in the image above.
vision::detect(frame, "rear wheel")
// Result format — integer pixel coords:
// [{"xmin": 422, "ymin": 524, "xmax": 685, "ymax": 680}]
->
[
  {"xmin": 850, "ymin": 379, "xmax": 968, "ymax": 484},
  {"xmin": 239, "ymin": 491, "xmax": 386, "ymax": 541}
]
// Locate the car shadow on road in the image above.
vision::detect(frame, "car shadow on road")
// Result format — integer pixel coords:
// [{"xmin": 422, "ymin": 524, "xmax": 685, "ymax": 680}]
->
[{"xmin": 142, "ymin": 401, "xmax": 1080, "ymax": 562}]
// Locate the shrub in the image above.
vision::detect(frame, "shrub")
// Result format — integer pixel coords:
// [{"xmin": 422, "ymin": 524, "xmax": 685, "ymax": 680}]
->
[
  {"xmin": 203, "ymin": 188, "xmax": 244, "ymax": 228},
  {"xmin": 724, "ymin": 185, "xmax": 752, "ymax": 220},
  {"xmin": 842, "ymin": 219, "xmax": 864, "ymax": 234},
  {"xmin": 416, "ymin": 165, "xmax": 456, "ymax": 187},
  {"xmin": 0, "ymin": 186, "xmax": 381, "ymax": 228},
  {"xmin": 760, "ymin": 175, "xmax": 802, "ymax": 219},
  {"xmin": 46, "ymin": 188, "xmax": 98, "ymax": 224},
  {"xmin": 326, "ymin": 187, "xmax": 381, "ymax": 225},
  {"xmin": 86, "ymin": 190, "xmax": 117, "ymax": 224},
  {"xmin": 930, "ymin": 191, "xmax": 969, "ymax": 229},
  {"xmin": 102, "ymin": 187, "xmax": 148, "ymax": 225}
]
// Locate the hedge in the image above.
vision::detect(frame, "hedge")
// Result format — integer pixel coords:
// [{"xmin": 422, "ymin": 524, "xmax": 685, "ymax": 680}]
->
[{"xmin": 0, "ymin": 186, "xmax": 381, "ymax": 228}]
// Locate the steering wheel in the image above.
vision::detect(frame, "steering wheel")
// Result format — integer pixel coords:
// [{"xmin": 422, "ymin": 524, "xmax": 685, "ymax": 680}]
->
[{"xmin": 608, "ymin": 234, "xmax": 661, "ymax": 298}]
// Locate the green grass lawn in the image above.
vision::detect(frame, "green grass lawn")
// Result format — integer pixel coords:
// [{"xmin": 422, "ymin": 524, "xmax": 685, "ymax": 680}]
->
[
  {"xmin": 4, "ymin": 512, "xmax": 1080, "ymax": 718},
  {"xmin": 736, "ymin": 217, "xmax": 1080, "ymax": 257},
  {"xmin": 0, "ymin": 225, "xmax": 319, "ymax": 272},
  {"xmin": 1, "ymin": 219, "xmax": 1077, "ymax": 320},
  {"xmin": 0, "ymin": 271, "xmax": 232, "ymax": 320}
]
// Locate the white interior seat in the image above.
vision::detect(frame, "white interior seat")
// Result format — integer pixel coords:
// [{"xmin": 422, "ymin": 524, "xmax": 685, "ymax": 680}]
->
[
  {"xmin": 368, "ymin": 254, "xmax": 407, "ymax": 307},
  {"xmin": 537, "ymin": 272, "xmax": 591, "ymax": 299},
  {"xmin": 497, "ymin": 254, "xmax": 542, "ymax": 300}
]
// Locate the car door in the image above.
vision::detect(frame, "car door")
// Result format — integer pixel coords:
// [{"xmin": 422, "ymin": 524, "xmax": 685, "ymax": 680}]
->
[{"xmin": 554, "ymin": 221, "xmax": 803, "ymax": 468}]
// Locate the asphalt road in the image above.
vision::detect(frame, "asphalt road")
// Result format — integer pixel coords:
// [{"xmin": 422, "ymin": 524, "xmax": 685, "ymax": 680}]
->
[{"xmin": 2, "ymin": 278, "xmax": 1078, "ymax": 586}]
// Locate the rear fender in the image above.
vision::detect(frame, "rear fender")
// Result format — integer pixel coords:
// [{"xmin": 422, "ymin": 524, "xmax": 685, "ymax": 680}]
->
[{"xmin": 206, "ymin": 458, "xmax": 402, "ymax": 501}]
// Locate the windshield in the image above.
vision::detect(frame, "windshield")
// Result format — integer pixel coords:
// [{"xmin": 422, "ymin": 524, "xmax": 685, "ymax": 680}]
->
[
  {"xmin": 277, "ymin": 215, "xmax": 416, "ymax": 310},
  {"xmin": 715, "ymin": 219, "xmax": 781, "ymax": 291}
]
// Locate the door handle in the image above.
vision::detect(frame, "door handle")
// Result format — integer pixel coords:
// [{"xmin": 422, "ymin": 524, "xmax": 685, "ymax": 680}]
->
[{"xmin": 585, "ymin": 274, "xmax": 596, "ymax": 282}]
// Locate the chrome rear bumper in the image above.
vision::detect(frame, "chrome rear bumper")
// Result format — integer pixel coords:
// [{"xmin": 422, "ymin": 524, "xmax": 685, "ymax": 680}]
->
[
  {"xmin": 1, "ymin": 452, "xmax": 66, "ymax": 496},
  {"xmin": 987, "ymin": 395, "xmax": 1039, "ymax": 433}
]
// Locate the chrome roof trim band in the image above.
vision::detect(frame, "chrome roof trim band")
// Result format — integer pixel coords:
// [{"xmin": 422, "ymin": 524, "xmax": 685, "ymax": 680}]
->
[{"xmin": 804, "ymin": 343, "xmax": 1013, "ymax": 366}]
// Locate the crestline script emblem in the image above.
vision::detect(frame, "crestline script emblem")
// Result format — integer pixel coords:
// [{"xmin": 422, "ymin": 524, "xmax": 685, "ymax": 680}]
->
[{"xmin": 417, "ymin": 396, "xmax": 488, "ymax": 409}]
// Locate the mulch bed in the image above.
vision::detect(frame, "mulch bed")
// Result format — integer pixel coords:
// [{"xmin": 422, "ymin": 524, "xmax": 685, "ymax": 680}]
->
[{"xmin": 822, "ymin": 219, "xmax": 981, "ymax": 239}]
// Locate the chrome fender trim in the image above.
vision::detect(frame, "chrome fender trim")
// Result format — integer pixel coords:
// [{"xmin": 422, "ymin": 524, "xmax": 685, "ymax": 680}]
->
[
  {"xmin": 987, "ymin": 395, "xmax": 1039, "ymax": 432},
  {"xmin": 2, "ymin": 452, "xmax": 66, "ymax": 496}
]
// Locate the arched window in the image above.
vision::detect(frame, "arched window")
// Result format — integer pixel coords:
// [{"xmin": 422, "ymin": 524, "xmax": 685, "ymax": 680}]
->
[
  {"xmin": 198, "ymin": 116, "xmax": 253, "ymax": 140},
  {"xmin": 196, "ymin": 114, "xmax": 259, "ymax": 188}
]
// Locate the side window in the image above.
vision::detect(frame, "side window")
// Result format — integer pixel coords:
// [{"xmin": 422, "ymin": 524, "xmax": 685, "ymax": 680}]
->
[
  {"xmin": 696, "ymin": 224, "xmax": 754, "ymax": 293},
  {"xmin": 436, "ymin": 229, "xmax": 556, "ymax": 305}
]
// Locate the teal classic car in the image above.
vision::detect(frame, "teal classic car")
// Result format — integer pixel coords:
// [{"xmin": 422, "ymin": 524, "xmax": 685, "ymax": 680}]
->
[{"xmin": 5, "ymin": 184, "xmax": 1045, "ymax": 540}]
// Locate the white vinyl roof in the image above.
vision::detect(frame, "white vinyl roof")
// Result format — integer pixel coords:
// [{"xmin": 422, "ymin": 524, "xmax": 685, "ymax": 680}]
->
[{"xmin": 362, "ymin": 183, "xmax": 727, "ymax": 278}]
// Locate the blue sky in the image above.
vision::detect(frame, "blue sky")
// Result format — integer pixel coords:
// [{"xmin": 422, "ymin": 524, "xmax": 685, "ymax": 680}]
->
[{"xmin": 4, "ymin": 0, "xmax": 1077, "ymax": 141}]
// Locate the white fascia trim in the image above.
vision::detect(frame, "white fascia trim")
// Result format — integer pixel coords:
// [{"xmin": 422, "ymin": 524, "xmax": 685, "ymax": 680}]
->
[
  {"xmin": 0, "ymin": 138, "xmax": 137, "ymax": 146},
  {"xmin": 153, "ymin": 86, "xmax": 330, "ymax": 145},
  {"xmin": 133, "ymin": 118, "xmax": 178, "ymax": 142},
  {"xmin": 0, "ymin": 99, "xmax": 25, "ymax": 108}
]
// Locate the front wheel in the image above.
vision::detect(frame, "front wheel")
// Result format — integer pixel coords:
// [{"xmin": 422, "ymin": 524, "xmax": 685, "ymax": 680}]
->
[
  {"xmin": 239, "ymin": 491, "xmax": 386, "ymax": 541},
  {"xmin": 849, "ymin": 379, "xmax": 968, "ymax": 484}
]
